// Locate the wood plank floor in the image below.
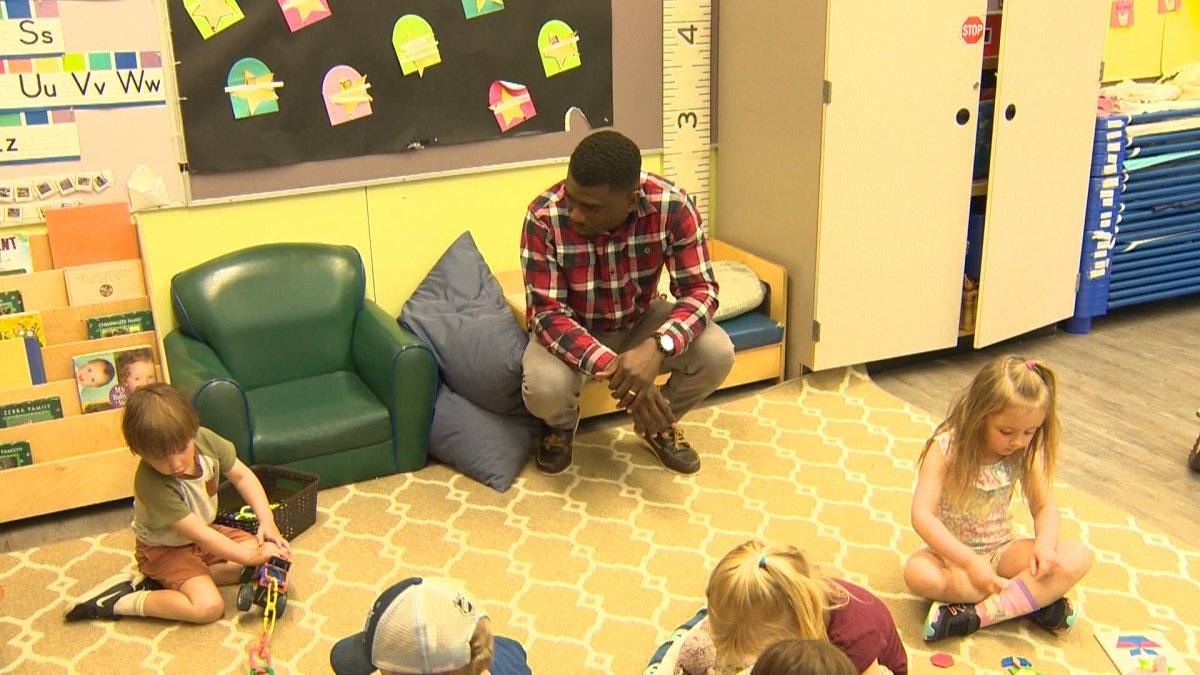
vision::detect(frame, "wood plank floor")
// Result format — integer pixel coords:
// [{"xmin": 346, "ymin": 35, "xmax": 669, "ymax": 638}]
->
[
  {"xmin": 4, "ymin": 296, "xmax": 1198, "ymax": 554},
  {"xmin": 871, "ymin": 294, "xmax": 1200, "ymax": 550}
]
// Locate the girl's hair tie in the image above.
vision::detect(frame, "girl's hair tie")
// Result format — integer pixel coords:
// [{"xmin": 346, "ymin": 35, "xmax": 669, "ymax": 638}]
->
[
  {"xmin": 1025, "ymin": 359, "xmax": 1037, "ymax": 370},
  {"xmin": 758, "ymin": 554, "xmax": 768, "ymax": 569}
]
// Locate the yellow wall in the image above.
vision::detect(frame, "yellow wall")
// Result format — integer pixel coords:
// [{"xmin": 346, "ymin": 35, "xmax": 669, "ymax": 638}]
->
[
  {"xmin": 1102, "ymin": 0, "xmax": 1200, "ymax": 81},
  {"xmin": 138, "ymin": 153, "xmax": 665, "ymax": 335}
]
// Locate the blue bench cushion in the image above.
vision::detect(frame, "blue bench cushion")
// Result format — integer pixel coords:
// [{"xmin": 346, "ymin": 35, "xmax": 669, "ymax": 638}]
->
[{"xmin": 718, "ymin": 311, "xmax": 783, "ymax": 352}]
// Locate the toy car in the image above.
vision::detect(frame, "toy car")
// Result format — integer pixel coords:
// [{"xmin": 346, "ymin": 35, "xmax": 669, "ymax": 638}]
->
[{"xmin": 236, "ymin": 555, "xmax": 292, "ymax": 617}]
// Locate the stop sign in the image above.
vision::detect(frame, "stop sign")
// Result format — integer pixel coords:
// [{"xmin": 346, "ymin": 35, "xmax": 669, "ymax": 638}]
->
[{"xmin": 962, "ymin": 16, "xmax": 985, "ymax": 44}]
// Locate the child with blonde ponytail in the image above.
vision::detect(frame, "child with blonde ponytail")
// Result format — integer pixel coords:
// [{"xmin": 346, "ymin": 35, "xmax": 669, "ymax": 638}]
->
[
  {"xmin": 677, "ymin": 540, "xmax": 906, "ymax": 675},
  {"xmin": 904, "ymin": 355, "xmax": 1093, "ymax": 642}
]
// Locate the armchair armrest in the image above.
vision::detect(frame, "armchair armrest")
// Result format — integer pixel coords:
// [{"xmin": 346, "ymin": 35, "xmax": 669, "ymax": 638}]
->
[
  {"xmin": 351, "ymin": 300, "xmax": 438, "ymax": 472},
  {"xmin": 163, "ymin": 330, "xmax": 251, "ymax": 461}
]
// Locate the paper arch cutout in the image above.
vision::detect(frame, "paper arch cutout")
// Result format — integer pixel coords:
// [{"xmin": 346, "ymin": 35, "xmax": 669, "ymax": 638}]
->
[
  {"xmin": 488, "ymin": 80, "xmax": 536, "ymax": 132},
  {"xmin": 323, "ymin": 65, "xmax": 373, "ymax": 126},
  {"xmin": 393, "ymin": 15, "xmax": 441, "ymax": 77},
  {"xmin": 225, "ymin": 57, "xmax": 282, "ymax": 119},
  {"xmin": 538, "ymin": 19, "xmax": 581, "ymax": 77}
]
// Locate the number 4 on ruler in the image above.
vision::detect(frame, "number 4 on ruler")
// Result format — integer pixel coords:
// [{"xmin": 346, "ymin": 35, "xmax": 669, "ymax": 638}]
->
[{"xmin": 663, "ymin": 0, "xmax": 712, "ymax": 229}]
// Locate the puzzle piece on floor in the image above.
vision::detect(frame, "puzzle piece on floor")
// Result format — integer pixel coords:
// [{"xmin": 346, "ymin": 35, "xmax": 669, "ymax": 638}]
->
[
  {"xmin": 931, "ymin": 652, "xmax": 954, "ymax": 668},
  {"xmin": 1001, "ymin": 655, "xmax": 1043, "ymax": 675},
  {"xmin": 1096, "ymin": 629, "xmax": 1195, "ymax": 675}
]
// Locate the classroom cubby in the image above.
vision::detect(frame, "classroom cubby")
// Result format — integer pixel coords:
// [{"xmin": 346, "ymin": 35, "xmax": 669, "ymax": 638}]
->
[{"xmin": 0, "ymin": 234, "xmax": 160, "ymax": 523}]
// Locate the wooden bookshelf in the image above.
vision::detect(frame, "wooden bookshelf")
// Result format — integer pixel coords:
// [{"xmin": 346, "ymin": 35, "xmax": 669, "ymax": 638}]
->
[{"xmin": 0, "ymin": 233, "xmax": 159, "ymax": 523}]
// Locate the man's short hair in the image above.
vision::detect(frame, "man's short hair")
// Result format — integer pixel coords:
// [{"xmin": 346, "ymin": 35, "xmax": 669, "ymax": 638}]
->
[
  {"xmin": 568, "ymin": 130, "xmax": 641, "ymax": 191},
  {"xmin": 122, "ymin": 383, "xmax": 200, "ymax": 460}
]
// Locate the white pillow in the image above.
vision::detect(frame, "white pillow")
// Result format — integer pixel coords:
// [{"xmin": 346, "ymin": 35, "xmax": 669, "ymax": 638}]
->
[{"xmin": 657, "ymin": 259, "xmax": 765, "ymax": 322}]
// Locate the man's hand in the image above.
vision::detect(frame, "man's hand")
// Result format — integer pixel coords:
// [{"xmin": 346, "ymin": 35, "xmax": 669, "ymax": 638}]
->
[
  {"xmin": 605, "ymin": 338, "xmax": 663, "ymax": 404},
  {"xmin": 626, "ymin": 387, "xmax": 675, "ymax": 437},
  {"xmin": 597, "ymin": 339, "xmax": 675, "ymax": 436}
]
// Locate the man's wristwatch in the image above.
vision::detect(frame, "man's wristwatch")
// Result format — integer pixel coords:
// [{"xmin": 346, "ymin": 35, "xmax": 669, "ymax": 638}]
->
[{"xmin": 655, "ymin": 332, "xmax": 675, "ymax": 357}]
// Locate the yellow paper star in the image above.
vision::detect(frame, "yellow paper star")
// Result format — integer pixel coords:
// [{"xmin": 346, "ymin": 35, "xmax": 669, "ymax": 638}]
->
[
  {"xmin": 236, "ymin": 71, "xmax": 280, "ymax": 114},
  {"xmin": 492, "ymin": 88, "xmax": 526, "ymax": 126},
  {"xmin": 191, "ymin": 0, "xmax": 238, "ymax": 32},
  {"xmin": 476, "ymin": 0, "xmax": 503, "ymax": 11},
  {"xmin": 542, "ymin": 33, "xmax": 579, "ymax": 69},
  {"xmin": 333, "ymin": 76, "xmax": 372, "ymax": 115},
  {"xmin": 285, "ymin": 0, "xmax": 327, "ymax": 22}
]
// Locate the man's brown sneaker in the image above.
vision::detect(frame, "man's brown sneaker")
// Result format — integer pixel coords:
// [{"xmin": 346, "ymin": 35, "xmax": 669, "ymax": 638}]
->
[
  {"xmin": 643, "ymin": 428, "xmax": 701, "ymax": 475},
  {"xmin": 536, "ymin": 421, "xmax": 578, "ymax": 475}
]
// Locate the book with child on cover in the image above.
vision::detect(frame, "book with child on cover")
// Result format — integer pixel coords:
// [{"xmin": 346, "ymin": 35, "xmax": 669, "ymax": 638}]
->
[
  {"xmin": 0, "ymin": 397, "xmax": 63, "ymax": 428},
  {"xmin": 0, "ymin": 440, "xmax": 32, "ymax": 470},
  {"xmin": 85, "ymin": 309, "xmax": 154, "ymax": 339},
  {"xmin": 0, "ymin": 310, "xmax": 45, "ymax": 346},
  {"xmin": 72, "ymin": 346, "xmax": 157, "ymax": 414}
]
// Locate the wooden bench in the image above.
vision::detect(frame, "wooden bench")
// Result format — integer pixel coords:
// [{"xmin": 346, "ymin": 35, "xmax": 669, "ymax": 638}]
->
[{"xmin": 496, "ymin": 239, "xmax": 787, "ymax": 419}]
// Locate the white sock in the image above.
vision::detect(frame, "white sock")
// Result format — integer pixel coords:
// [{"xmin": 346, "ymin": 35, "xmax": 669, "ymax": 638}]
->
[{"xmin": 114, "ymin": 590, "xmax": 150, "ymax": 617}]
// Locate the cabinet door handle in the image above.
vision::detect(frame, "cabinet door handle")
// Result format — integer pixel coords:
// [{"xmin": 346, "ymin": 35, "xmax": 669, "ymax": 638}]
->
[
  {"xmin": 956, "ymin": 108, "xmax": 971, "ymax": 125},
  {"xmin": 1004, "ymin": 103, "xmax": 1017, "ymax": 121}
]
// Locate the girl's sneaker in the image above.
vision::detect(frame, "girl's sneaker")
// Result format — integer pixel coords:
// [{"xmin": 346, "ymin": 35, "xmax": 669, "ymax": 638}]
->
[
  {"xmin": 923, "ymin": 601, "xmax": 981, "ymax": 642},
  {"xmin": 1030, "ymin": 597, "xmax": 1077, "ymax": 633}
]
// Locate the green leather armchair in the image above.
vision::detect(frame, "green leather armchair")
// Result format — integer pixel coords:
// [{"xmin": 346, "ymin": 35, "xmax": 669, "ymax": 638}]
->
[{"xmin": 164, "ymin": 243, "xmax": 438, "ymax": 488}]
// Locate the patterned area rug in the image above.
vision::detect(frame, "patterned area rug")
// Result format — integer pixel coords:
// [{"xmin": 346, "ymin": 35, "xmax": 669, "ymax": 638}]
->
[{"xmin": 1, "ymin": 368, "xmax": 1198, "ymax": 674}]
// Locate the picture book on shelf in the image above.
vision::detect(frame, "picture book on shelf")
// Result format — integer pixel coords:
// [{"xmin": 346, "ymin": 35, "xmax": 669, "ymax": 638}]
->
[
  {"xmin": 64, "ymin": 259, "xmax": 144, "ymax": 306},
  {"xmin": 0, "ymin": 289, "xmax": 23, "ymax": 314},
  {"xmin": 73, "ymin": 345, "xmax": 157, "ymax": 413},
  {"xmin": 86, "ymin": 309, "xmax": 154, "ymax": 339},
  {"xmin": 0, "ymin": 232, "xmax": 32, "ymax": 275},
  {"xmin": 0, "ymin": 396, "xmax": 63, "ymax": 428},
  {"xmin": 0, "ymin": 338, "xmax": 31, "ymax": 389},
  {"xmin": 0, "ymin": 440, "xmax": 32, "ymax": 470},
  {"xmin": 45, "ymin": 202, "xmax": 138, "ymax": 268},
  {"xmin": 0, "ymin": 310, "xmax": 44, "ymax": 346}
]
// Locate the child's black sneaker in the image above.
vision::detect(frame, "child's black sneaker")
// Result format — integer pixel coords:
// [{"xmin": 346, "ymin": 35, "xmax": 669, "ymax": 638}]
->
[
  {"xmin": 64, "ymin": 573, "xmax": 137, "ymax": 622},
  {"xmin": 923, "ymin": 601, "xmax": 981, "ymax": 642},
  {"xmin": 132, "ymin": 574, "xmax": 163, "ymax": 592},
  {"xmin": 1031, "ymin": 597, "xmax": 1077, "ymax": 633}
]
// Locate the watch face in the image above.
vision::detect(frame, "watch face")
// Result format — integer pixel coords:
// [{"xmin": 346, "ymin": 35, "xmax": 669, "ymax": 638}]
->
[{"xmin": 659, "ymin": 334, "xmax": 675, "ymax": 353}]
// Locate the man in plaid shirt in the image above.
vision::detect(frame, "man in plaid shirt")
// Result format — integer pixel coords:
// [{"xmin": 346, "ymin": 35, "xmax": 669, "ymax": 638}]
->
[{"xmin": 520, "ymin": 131, "xmax": 735, "ymax": 476}]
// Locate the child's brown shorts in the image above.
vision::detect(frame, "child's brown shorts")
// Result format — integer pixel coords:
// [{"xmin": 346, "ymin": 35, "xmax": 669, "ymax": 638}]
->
[{"xmin": 135, "ymin": 524, "xmax": 255, "ymax": 590}]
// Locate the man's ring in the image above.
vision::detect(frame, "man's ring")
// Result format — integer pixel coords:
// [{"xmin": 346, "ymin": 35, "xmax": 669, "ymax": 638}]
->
[{"xmin": 629, "ymin": 389, "xmax": 640, "ymax": 397}]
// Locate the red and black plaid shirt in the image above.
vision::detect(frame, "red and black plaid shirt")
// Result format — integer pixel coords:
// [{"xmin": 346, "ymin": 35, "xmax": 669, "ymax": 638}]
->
[{"xmin": 520, "ymin": 172, "xmax": 719, "ymax": 375}]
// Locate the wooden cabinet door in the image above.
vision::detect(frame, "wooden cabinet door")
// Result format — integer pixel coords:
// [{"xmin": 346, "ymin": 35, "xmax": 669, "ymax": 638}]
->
[
  {"xmin": 811, "ymin": 1, "xmax": 984, "ymax": 370},
  {"xmin": 973, "ymin": 0, "xmax": 1107, "ymax": 348}
]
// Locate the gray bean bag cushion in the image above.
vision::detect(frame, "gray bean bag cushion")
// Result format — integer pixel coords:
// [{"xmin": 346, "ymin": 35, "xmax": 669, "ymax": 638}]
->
[{"xmin": 400, "ymin": 232, "xmax": 536, "ymax": 491}]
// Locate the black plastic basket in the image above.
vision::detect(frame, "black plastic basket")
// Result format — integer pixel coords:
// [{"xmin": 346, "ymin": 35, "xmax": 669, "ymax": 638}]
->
[{"xmin": 214, "ymin": 464, "xmax": 319, "ymax": 541}]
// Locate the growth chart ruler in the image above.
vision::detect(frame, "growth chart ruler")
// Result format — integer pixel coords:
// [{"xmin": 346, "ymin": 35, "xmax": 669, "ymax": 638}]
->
[{"xmin": 663, "ymin": 0, "xmax": 713, "ymax": 229}]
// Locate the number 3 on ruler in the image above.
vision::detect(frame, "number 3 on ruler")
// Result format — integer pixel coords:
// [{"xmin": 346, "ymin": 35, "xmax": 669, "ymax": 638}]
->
[{"xmin": 663, "ymin": 0, "xmax": 712, "ymax": 227}]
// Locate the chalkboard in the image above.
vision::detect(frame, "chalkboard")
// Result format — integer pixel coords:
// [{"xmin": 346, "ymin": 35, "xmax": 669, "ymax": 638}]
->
[{"xmin": 173, "ymin": 0, "xmax": 661, "ymax": 203}]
